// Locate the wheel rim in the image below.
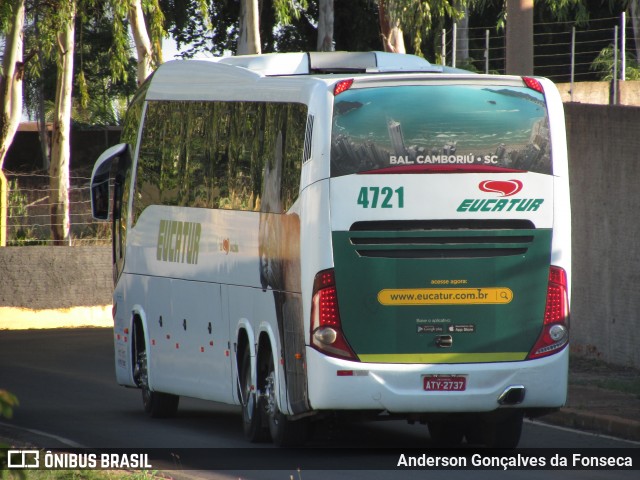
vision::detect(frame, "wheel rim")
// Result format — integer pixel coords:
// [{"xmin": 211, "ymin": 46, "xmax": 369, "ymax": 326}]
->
[
  {"xmin": 134, "ymin": 351, "xmax": 147, "ymax": 386},
  {"xmin": 134, "ymin": 350, "xmax": 151, "ymax": 407},
  {"xmin": 242, "ymin": 362, "xmax": 255, "ymax": 421},
  {"xmin": 264, "ymin": 369, "xmax": 280, "ymax": 426}
]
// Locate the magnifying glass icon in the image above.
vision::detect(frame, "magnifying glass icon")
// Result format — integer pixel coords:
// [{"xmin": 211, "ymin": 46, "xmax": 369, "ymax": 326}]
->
[{"xmin": 500, "ymin": 291, "xmax": 510, "ymax": 301}]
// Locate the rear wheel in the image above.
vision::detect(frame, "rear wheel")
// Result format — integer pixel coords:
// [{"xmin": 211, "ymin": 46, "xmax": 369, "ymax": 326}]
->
[
  {"xmin": 427, "ymin": 421, "xmax": 465, "ymax": 447},
  {"xmin": 463, "ymin": 422, "xmax": 484, "ymax": 446},
  {"xmin": 263, "ymin": 351, "xmax": 309, "ymax": 447},
  {"xmin": 239, "ymin": 348, "xmax": 268, "ymax": 442},
  {"xmin": 480, "ymin": 412, "xmax": 524, "ymax": 449},
  {"xmin": 133, "ymin": 336, "xmax": 179, "ymax": 418}
]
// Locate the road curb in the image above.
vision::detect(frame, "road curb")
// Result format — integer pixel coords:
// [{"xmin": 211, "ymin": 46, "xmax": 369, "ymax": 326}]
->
[{"xmin": 540, "ymin": 408, "xmax": 640, "ymax": 442}]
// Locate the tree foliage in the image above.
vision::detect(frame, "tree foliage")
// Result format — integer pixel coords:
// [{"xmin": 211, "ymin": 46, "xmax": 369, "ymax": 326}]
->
[
  {"xmin": 543, "ymin": 0, "xmax": 589, "ymax": 24},
  {"xmin": 0, "ymin": 389, "xmax": 19, "ymax": 420},
  {"xmin": 384, "ymin": 0, "xmax": 465, "ymax": 56},
  {"xmin": 0, "ymin": 0, "xmax": 25, "ymax": 171},
  {"xmin": 20, "ymin": 1, "xmax": 138, "ymax": 125},
  {"xmin": 591, "ymin": 45, "xmax": 640, "ymax": 80},
  {"xmin": 164, "ymin": 0, "xmax": 260, "ymax": 55}
]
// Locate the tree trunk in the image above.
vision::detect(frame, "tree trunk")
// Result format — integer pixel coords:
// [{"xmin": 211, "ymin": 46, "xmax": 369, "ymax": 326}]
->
[
  {"xmin": 36, "ymin": 8, "xmax": 50, "ymax": 170},
  {"xmin": 378, "ymin": 0, "xmax": 405, "ymax": 54},
  {"xmin": 49, "ymin": 1, "xmax": 76, "ymax": 246},
  {"xmin": 506, "ymin": 0, "xmax": 533, "ymax": 75},
  {"xmin": 128, "ymin": 0, "xmax": 154, "ymax": 85},
  {"xmin": 238, "ymin": 0, "xmax": 261, "ymax": 55},
  {"xmin": 0, "ymin": 0, "xmax": 25, "ymax": 171},
  {"xmin": 454, "ymin": 0, "xmax": 469, "ymax": 66},
  {"xmin": 317, "ymin": 0, "xmax": 335, "ymax": 51}
]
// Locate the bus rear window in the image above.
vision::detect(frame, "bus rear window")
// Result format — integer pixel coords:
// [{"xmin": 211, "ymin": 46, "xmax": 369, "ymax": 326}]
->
[{"xmin": 331, "ymin": 84, "xmax": 551, "ymax": 176}]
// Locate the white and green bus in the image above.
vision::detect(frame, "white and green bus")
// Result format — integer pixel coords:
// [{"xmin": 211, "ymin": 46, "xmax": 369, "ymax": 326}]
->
[{"xmin": 91, "ymin": 51, "xmax": 570, "ymax": 448}]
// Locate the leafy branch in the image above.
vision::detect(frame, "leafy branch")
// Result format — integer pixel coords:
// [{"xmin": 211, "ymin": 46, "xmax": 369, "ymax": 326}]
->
[{"xmin": 0, "ymin": 390, "xmax": 19, "ymax": 419}]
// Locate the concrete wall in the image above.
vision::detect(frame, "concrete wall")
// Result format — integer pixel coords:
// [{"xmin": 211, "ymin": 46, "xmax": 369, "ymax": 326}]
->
[
  {"xmin": 556, "ymin": 81, "xmax": 640, "ymax": 106},
  {"xmin": 565, "ymin": 103, "xmax": 640, "ymax": 368},
  {"xmin": 0, "ymin": 246, "xmax": 112, "ymax": 309}
]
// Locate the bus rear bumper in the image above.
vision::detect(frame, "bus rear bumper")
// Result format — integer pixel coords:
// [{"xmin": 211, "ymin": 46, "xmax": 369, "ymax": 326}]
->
[{"xmin": 305, "ymin": 347, "xmax": 568, "ymax": 413}]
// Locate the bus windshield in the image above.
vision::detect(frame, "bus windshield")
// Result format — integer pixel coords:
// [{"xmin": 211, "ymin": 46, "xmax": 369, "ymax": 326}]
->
[{"xmin": 331, "ymin": 84, "xmax": 551, "ymax": 176}]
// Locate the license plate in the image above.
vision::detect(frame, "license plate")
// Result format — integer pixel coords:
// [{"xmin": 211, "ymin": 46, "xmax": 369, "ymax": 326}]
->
[{"xmin": 423, "ymin": 375, "xmax": 467, "ymax": 391}]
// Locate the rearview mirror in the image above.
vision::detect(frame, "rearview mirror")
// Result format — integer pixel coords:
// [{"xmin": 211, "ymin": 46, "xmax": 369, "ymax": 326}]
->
[{"xmin": 90, "ymin": 143, "xmax": 128, "ymax": 220}]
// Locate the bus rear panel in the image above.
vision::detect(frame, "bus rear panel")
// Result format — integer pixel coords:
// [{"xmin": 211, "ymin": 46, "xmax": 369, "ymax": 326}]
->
[{"xmin": 307, "ymin": 77, "xmax": 570, "ymax": 419}]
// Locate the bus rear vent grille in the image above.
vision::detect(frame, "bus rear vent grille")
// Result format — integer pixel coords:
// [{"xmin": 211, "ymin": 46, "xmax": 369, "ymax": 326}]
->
[{"xmin": 348, "ymin": 220, "xmax": 535, "ymax": 259}]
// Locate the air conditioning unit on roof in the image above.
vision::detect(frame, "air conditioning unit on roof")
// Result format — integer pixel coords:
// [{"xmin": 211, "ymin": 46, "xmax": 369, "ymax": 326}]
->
[{"xmin": 216, "ymin": 51, "xmax": 442, "ymax": 76}]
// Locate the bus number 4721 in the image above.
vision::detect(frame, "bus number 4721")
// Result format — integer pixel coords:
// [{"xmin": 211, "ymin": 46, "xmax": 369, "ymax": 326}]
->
[{"xmin": 357, "ymin": 186, "xmax": 404, "ymax": 208}]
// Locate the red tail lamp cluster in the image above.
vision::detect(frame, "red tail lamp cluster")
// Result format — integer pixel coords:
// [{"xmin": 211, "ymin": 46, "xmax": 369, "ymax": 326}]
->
[
  {"xmin": 528, "ymin": 266, "xmax": 570, "ymax": 359},
  {"xmin": 310, "ymin": 269, "xmax": 358, "ymax": 361}
]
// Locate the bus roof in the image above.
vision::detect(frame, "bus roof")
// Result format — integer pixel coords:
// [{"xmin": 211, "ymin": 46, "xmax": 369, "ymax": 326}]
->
[
  {"xmin": 143, "ymin": 52, "xmax": 541, "ymax": 104},
  {"xmin": 143, "ymin": 52, "xmax": 440, "ymax": 102}
]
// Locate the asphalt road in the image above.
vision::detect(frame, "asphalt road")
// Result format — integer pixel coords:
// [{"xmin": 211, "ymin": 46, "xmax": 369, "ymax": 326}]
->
[{"xmin": 0, "ymin": 328, "xmax": 638, "ymax": 480}]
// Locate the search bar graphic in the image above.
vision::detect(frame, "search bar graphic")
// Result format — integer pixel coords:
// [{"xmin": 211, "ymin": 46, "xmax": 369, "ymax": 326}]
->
[{"xmin": 378, "ymin": 287, "xmax": 514, "ymax": 306}]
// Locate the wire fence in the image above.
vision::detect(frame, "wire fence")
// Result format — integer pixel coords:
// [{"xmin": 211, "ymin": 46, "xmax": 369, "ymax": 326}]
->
[
  {"xmin": 442, "ymin": 14, "xmax": 637, "ymax": 84},
  {"xmin": 3, "ymin": 170, "xmax": 111, "ymax": 246}
]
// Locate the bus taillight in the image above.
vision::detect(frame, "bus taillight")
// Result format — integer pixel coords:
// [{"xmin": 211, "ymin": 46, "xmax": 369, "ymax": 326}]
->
[
  {"xmin": 333, "ymin": 79, "xmax": 354, "ymax": 96},
  {"xmin": 527, "ymin": 266, "xmax": 569, "ymax": 359},
  {"xmin": 310, "ymin": 269, "xmax": 359, "ymax": 361},
  {"xmin": 522, "ymin": 76, "xmax": 544, "ymax": 93}
]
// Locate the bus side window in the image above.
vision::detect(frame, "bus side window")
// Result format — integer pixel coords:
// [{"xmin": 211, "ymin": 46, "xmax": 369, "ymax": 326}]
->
[{"xmin": 132, "ymin": 100, "xmax": 308, "ymax": 218}]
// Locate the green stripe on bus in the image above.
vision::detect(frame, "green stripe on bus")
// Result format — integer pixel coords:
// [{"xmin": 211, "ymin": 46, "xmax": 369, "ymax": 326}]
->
[{"xmin": 357, "ymin": 352, "xmax": 528, "ymax": 364}]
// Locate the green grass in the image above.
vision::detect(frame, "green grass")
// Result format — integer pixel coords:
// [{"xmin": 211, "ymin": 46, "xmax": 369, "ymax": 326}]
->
[
  {"xmin": 4, "ymin": 470, "xmax": 162, "ymax": 480},
  {"xmin": 570, "ymin": 376, "xmax": 640, "ymax": 397}
]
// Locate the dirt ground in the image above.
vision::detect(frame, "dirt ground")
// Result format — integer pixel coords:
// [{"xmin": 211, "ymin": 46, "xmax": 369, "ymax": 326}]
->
[
  {"xmin": 539, "ymin": 355, "xmax": 640, "ymax": 440},
  {"xmin": 567, "ymin": 355, "xmax": 640, "ymax": 422}
]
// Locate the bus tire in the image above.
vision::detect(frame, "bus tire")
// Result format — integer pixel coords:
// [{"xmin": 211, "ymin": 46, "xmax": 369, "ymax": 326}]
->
[
  {"xmin": 427, "ymin": 420, "xmax": 464, "ymax": 447},
  {"xmin": 463, "ymin": 422, "xmax": 484, "ymax": 446},
  {"xmin": 133, "ymin": 335, "xmax": 179, "ymax": 418},
  {"xmin": 143, "ymin": 389, "xmax": 179, "ymax": 418},
  {"xmin": 240, "ymin": 348, "xmax": 268, "ymax": 442},
  {"xmin": 264, "ymin": 351, "xmax": 308, "ymax": 447},
  {"xmin": 481, "ymin": 411, "xmax": 524, "ymax": 449}
]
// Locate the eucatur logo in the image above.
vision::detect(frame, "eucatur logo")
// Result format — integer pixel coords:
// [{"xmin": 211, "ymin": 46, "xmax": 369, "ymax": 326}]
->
[
  {"xmin": 457, "ymin": 179, "xmax": 544, "ymax": 213},
  {"xmin": 478, "ymin": 179, "xmax": 523, "ymax": 197}
]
